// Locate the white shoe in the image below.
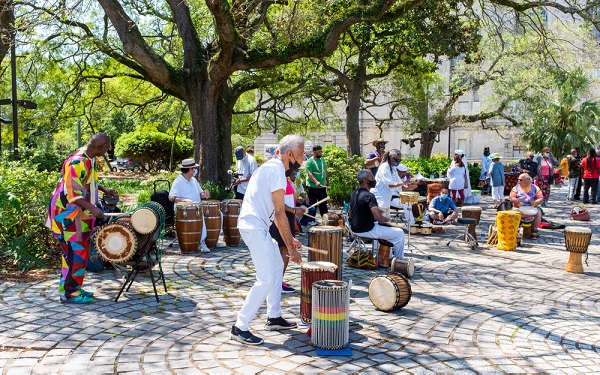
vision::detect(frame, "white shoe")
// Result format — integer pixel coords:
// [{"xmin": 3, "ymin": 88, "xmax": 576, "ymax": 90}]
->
[
  {"xmin": 216, "ymin": 242, "xmax": 226, "ymax": 248},
  {"xmin": 200, "ymin": 243, "xmax": 210, "ymax": 253}
]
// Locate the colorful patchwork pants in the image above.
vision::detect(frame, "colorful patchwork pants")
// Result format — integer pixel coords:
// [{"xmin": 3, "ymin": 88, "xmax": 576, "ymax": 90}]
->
[{"xmin": 57, "ymin": 237, "xmax": 90, "ymax": 298}]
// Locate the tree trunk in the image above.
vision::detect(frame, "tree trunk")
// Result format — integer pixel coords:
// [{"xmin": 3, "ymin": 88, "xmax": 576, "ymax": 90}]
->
[
  {"xmin": 419, "ymin": 130, "xmax": 438, "ymax": 158},
  {"xmin": 188, "ymin": 81, "xmax": 232, "ymax": 186},
  {"xmin": 346, "ymin": 81, "xmax": 362, "ymax": 156}
]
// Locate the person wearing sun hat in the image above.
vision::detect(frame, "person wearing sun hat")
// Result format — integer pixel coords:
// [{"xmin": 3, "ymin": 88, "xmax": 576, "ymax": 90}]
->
[
  {"xmin": 169, "ymin": 158, "xmax": 213, "ymax": 252},
  {"xmin": 488, "ymin": 152, "xmax": 505, "ymax": 208},
  {"xmin": 365, "ymin": 138, "xmax": 388, "ymax": 177}
]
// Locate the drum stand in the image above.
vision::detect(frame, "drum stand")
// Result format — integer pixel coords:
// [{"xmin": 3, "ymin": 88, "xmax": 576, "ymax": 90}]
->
[{"xmin": 401, "ymin": 202, "xmax": 431, "ymax": 259}]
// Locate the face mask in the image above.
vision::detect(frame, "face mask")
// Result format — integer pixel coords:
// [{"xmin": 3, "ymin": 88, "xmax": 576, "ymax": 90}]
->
[
  {"xmin": 483, "ymin": 152, "xmax": 489, "ymax": 156},
  {"xmin": 545, "ymin": 152, "xmax": 550, "ymax": 158},
  {"xmin": 529, "ymin": 155, "xmax": 534, "ymax": 159},
  {"xmin": 285, "ymin": 168, "xmax": 294, "ymax": 177},
  {"xmin": 391, "ymin": 160, "xmax": 399, "ymax": 167},
  {"xmin": 368, "ymin": 179, "xmax": 376, "ymax": 188},
  {"xmin": 315, "ymin": 154, "xmax": 322, "ymax": 159},
  {"xmin": 193, "ymin": 169, "xmax": 198, "ymax": 177},
  {"xmin": 440, "ymin": 193, "xmax": 447, "ymax": 200},
  {"xmin": 287, "ymin": 154, "xmax": 301, "ymax": 175}
]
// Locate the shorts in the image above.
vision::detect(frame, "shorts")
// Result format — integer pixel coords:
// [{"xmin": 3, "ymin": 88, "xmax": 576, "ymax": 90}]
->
[{"xmin": 269, "ymin": 211, "xmax": 296, "ymax": 248}]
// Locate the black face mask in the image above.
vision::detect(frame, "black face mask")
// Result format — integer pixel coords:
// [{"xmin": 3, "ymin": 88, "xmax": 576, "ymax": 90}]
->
[
  {"xmin": 368, "ymin": 179, "xmax": 376, "ymax": 188},
  {"xmin": 483, "ymin": 152, "xmax": 489, "ymax": 156},
  {"xmin": 315, "ymin": 154, "xmax": 322, "ymax": 159},
  {"xmin": 287, "ymin": 157, "xmax": 301, "ymax": 176}
]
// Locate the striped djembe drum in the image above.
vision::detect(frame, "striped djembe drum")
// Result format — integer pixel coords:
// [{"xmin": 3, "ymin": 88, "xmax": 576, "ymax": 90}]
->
[
  {"xmin": 311, "ymin": 280, "xmax": 351, "ymax": 350},
  {"xmin": 496, "ymin": 210, "xmax": 521, "ymax": 251}
]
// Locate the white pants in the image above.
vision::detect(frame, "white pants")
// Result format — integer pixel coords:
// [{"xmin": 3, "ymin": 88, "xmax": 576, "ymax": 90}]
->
[
  {"xmin": 390, "ymin": 198, "xmax": 415, "ymax": 225},
  {"xmin": 355, "ymin": 223, "xmax": 406, "ymax": 258},
  {"xmin": 235, "ymin": 229, "xmax": 284, "ymax": 331},
  {"xmin": 492, "ymin": 186, "xmax": 504, "ymax": 201}
]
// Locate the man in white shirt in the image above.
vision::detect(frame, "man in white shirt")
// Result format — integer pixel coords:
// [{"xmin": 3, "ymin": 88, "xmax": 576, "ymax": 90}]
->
[
  {"xmin": 233, "ymin": 146, "xmax": 258, "ymax": 200},
  {"xmin": 231, "ymin": 135, "xmax": 304, "ymax": 346},
  {"xmin": 169, "ymin": 158, "xmax": 213, "ymax": 253}
]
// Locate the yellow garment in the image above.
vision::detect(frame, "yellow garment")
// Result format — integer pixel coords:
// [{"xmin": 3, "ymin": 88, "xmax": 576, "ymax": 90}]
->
[{"xmin": 559, "ymin": 157, "xmax": 568, "ymax": 178}]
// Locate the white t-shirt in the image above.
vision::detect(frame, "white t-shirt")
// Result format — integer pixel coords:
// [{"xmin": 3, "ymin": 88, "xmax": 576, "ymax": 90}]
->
[
  {"xmin": 169, "ymin": 174, "xmax": 204, "ymax": 202},
  {"xmin": 238, "ymin": 159, "xmax": 286, "ymax": 231},
  {"xmin": 235, "ymin": 154, "xmax": 258, "ymax": 194},
  {"xmin": 373, "ymin": 163, "xmax": 402, "ymax": 209}
]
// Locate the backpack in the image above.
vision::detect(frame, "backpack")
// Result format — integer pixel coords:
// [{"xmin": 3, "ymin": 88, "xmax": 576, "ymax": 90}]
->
[{"xmin": 151, "ymin": 190, "xmax": 175, "ymax": 225}]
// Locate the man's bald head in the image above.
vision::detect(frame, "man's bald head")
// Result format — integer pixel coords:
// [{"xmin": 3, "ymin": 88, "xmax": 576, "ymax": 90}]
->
[{"xmin": 87, "ymin": 133, "xmax": 111, "ymax": 158}]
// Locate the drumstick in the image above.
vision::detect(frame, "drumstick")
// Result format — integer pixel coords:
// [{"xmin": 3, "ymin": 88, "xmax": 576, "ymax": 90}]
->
[
  {"xmin": 302, "ymin": 212, "xmax": 318, "ymax": 220},
  {"xmin": 306, "ymin": 196, "xmax": 330, "ymax": 210},
  {"xmin": 301, "ymin": 245, "xmax": 328, "ymax": 255},
  {"xmin": 103, "ymin": 212, "xmax": 131, "ymax": 216}
]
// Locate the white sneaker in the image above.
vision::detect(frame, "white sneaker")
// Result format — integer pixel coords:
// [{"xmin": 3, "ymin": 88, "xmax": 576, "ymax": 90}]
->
[
  {"xmin": 216, "ymin": 242, "xmax": 226, "ymax": 248},
  {"xmin": 200, "ymin": 243, "xmax": 210, "ymax": 253}
]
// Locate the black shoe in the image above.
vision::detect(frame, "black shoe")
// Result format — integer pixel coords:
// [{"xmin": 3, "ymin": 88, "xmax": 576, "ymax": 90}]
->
[
  {"xmin": 265, "ymin": 317, "xmax": 298, "ymax": 331},
  {"xmin": 230, "ymin": 325, "xmax": 263, "ymax": 345},
  {"xmin": 573, "ymin": 197, "xmax": 580, "ymax": 201}
]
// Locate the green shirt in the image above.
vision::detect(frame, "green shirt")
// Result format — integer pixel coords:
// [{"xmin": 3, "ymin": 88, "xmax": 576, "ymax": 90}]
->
[{"xmin": 305, "ymin": 157, "xmax": 327, "ymax": 188}]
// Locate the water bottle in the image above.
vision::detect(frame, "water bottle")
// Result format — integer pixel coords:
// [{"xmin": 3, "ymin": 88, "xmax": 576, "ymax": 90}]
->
[{"xmin": 480, "ymin": 232, "xmax": 486, "ymax": 243}]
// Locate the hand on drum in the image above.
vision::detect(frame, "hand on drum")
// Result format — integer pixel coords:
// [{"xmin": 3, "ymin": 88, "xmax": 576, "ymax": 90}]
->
[
  {"xmin": 295, "ymin": 206, "xmax": 306, "ymax": 216},
  {"xmin": 288, "ymin": 240, "xmax": 302, "ymax": 264},
  {"xmin": 90, "ymin": 206, "xmax": 105, "ymax": 219}
]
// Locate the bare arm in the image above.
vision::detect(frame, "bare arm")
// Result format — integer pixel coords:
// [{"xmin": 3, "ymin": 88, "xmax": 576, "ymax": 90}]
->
[
  {"xmin": 370, "ymin": 206, "xmax": 389, "ymax": 224},
  {"xmin": 272, "ymin": 189, "xmax": 302, "ymax": 263}
]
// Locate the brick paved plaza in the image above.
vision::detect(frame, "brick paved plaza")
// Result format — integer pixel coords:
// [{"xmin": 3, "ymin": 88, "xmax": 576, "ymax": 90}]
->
[{"xmin": 1, "ymin": 186, "xmax": 599, "ymax": 374}]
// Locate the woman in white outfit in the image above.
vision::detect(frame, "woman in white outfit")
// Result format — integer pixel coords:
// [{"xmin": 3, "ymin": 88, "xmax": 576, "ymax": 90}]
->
[
  {"xmin": 447, "ymin": 154, "xmax": 468, "ymax": 206},
  {"xmin": 390, "ymin": 164, "xmax": 419, "ymax": 224},
  {"xmin": 373, "ymin": 150, "xmax": 417, "ymax": 221}
]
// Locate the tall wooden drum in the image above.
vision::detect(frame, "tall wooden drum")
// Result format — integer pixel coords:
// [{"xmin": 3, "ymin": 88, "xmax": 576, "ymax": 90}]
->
[
  {"xmin": 412, "ymin": 197, "xmax": 427, "ymax": 223},
  {"xmin": 461, "ymin": 206, "xmax": 482, "ymax": 239},
  {"xmin": 300, "ymin": 261, "xmax": 338, "ymax": 323},
  {"xmin": 202, "ymin": 200, "xmax": 222, "ymax": 248},
  {"xmin": 564, "ymin": 227, "xmax": 592, "ymax": 273},
  {"xmin": 496, "ymin": 210, "xmax": 521, "ymax": 251},
  {"xmin": 175, "ymin": 202, "xmax": 203, "ymax": 253},
  {"xmin": 368, "ymin": 273, "xmax": 412, "ymax": 311},
  {"xmin": 311, "ymin": 280, "xmax": 350, "ymax": 350},
  {"xmin": 377, "ymin": 239, "xmax": 393, "ymax": 268},
  {"xmin": 220, "ymin": 199, "xmax": 242, "ymax": 246},
  {"xmin": 308, "ymin": 226, "xmax": 343, "ymax": 280}
]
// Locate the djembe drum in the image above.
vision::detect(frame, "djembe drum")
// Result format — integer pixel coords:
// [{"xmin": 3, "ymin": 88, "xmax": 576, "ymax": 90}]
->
[
  {"xmin": 311, "ymin": 280, "xmax": 350, "ymax": 350},
  {"xmin": 321, "ymin": 213, "xmax": 344, "ymax": 227},
  {"xmin": 368, "ymin": 273, "xmax": 412, "ymax": 311},
  {"xmin": 175, "ymin": 202, "xmax": 203, "ymax": 253},
  {"xmin": 94, "ymin": 222, "xmax": 138, "ymax": 263},
  {"xmin": 300, "ymin": 261, "xmax": 338, "ymax": 323},
  {"xmin": 518, "ymin": 206, "xmax": 538, "ymax": 239},
  {"xmin": 390, "ymin": 257, "xmax": 415, "ymax": 278},
  {"xmin": 461, "ymin": 206, "xmax": 482, "ymax": 239},
  {"xmin": 377, "ymin": 239, "xmax": 393, "ymax": 268},
  {"xmin": 202, "ymin": 200, "xmax": 222, "ymax": 248},
  {"xmin": 308, "ymin": 226, "xmax": 343, "ymax": 280},
  {"xmin": 220, "ymin": 199, "xmax": 242, "ymax": 246},
  {"xmin": 496, "ymin": 210, "xmax": 521, "ymax": 251},
  {"xmin": 130, "ymin": 203, "xmax": 163, "ymax": 234},
  {"xmin": 399, "ymin": 192, "xmax": 420, "ymax": 205},
  {"xmin": 412, "ymin": 196, "xmax": 427, "ymax": 223},
  {"xmin": 420, "ymin": 223, "xmax": 432, "ymax": 235},
  {"xmin": 564, "ymin": 227, "xmax": 592, "ymax": 273}
]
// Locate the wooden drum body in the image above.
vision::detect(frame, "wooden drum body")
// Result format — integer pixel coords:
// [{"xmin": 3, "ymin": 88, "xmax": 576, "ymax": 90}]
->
[
  {"xmin": 461, "ymin": 206, "xmax": 482, "ymax": 238},
  {"xmin": 399, "ymin": 192, "xmax": 420, "ymax": 205},
  {"xmin": 202, "ymin": 200, "xmax": 222, "ymax": 248},
  {"xmin": 377, "ymin": 239, "xmax": 393, "ymax": 268},
  {"xmin": 518, "ymin": 206, "xmax": 537, "ymax": 239},
  {"xmin": 412, "ymin": 197, "xmax": 427, "ymax": 223},
  {"xmin": 496, "ymin": 210, "xmax": 521, "ymax": 251},
  {"xmin": 175, "ymin": 202, "xmax": 203, "ymax": 253},
  {"xmin": 308, "ymin": 226, "xmax": 343, "ymax": 280},
  {"xmin": 300, "ymin": 261, "xmax": 338, "ymax": 323},
  {"xmin": 321, "ymin": 213, "xmax": 344, "ymax": 228},
  {"xmin": 390, "ymin": 257, "xmax": 415, "ymax": 278},
  {"xmin": 368, "ymin": 273, "xmax": 412, "ymax": 311},
  {"xmin": 564, "ymin": 227, "xmax": 592, "ymax": 273},
  {"xmin": 311, "ymin": 280, "xmax": 350, "ymax": 350},
  {"xmin": 220, "ymin": 199, "xmax": 242, "ymax": 246}
]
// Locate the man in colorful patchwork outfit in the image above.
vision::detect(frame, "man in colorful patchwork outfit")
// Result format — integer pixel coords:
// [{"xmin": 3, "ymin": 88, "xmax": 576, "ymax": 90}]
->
[{"xmin": 48, "ymin": 133, "xmax": 116, "ymax": 303}]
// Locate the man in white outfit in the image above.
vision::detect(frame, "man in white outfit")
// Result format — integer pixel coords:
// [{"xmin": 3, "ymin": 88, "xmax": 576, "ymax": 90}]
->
[
  {"xmin": 169, "ymin": 159, "xmax": 218, "ymax": 253},
  {"xmin": 231, "ymin": 135, "xmax": 304, "ymax": 345},
  {"xmin": 350, "ymin": 169, "xmax": 406, "ymax": 259}
]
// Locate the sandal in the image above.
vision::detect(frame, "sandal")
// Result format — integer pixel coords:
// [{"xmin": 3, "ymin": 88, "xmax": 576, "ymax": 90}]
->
[
  {"xmin": 77, "ymin": 286, "xmax": 94, "ymax": 298},
  {"xmin": 531, "ymin": 231, "xmax": 539, "ymax": 240}
]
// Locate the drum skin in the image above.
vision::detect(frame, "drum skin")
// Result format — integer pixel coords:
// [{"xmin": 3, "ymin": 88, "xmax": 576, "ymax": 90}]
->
[
  {"xmin": 175, "ymin": 202, "xmax": 203, "ymax": 253},
  {"xmin": 221, "ymin": 199, "xmax": 242, "ymax": 246},
  {"xmin": 203, "ymin": 200, "xmax": 222, "ymax": 248},
  {"xmin": 369, "ymin": 273, "xmax": 412, "ymax": 311},
  {"xmin": 94, "ymin": 222, "xmax": 137, "ymax": 263}
]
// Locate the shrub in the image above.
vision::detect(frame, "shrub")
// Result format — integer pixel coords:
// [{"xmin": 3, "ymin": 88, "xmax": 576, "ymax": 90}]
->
[
  {"xmin": 115, "ymin": 130, "xmax": 193, "ymax": 171},
  {"xmin": 0, "ymin": 159, "xmax": 57, "ymax": 271},
  {"xmin": 322, "ymin": 145, "xmax": 364, "ymax": 206},
  {"xmin": 402, "ymin": 153, "xmax": 452, "ymax": 178}
]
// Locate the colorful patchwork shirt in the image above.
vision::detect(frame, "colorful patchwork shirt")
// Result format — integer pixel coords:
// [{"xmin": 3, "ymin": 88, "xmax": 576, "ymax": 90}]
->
[{"xmin": 48, "ymin": 147, "xmax": 98, "ymax": 242}]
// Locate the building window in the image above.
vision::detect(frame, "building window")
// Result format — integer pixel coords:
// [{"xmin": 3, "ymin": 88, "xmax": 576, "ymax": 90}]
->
[
  {"xmin": 513, "ymin": 146, "xmax": 526, "ymax": 158},
  {"xmin": 540, "ymin": 9, "xmax": 548, "ymax": 24}
]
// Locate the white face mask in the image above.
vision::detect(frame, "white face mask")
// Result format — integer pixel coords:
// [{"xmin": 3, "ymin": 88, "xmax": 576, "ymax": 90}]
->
[{"xmin": 193, "ymin": 169, "xmax": 198, "ymax": 177}]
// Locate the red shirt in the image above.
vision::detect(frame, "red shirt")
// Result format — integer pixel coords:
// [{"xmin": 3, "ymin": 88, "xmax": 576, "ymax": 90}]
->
[{"xmin": 581, "ymin": 156, "xmax": 600, "ymax": 179}]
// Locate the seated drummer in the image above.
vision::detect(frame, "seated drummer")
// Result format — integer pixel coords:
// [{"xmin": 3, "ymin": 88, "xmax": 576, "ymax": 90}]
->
[
  {"xmin": 349, "ymin": 170, "xmax": 405, "ymax": 258},
  {"xmin": 428, "ymin": 188, "xmax": 459, "ymax": 225},
  {"xmin": 508, "ymin": 173, "xmax": 544, "ymax": 240},
  {"xmin": 169, "ymin": 158, "xmax": 213, "ymax": 253}
]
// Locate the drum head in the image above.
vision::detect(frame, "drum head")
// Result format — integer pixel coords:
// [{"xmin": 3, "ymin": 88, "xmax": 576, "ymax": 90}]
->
[
  {"xmin": 565, "ymin": 226, "xmax": 591, "ymax": 234},
  {"xmin": 369, "ymin": 276, "xmax": 399, "ymax": 311},
  {"xmin": 308, "ymin": 225, "xmax": 343, "ymax": 234},
  {"xmin": 519, "ymin": 206, "xmax": 538, "ymax": 216},
  {"xmin": 405, "ymin": 258, "xmax": 415, "ymax": 277},
  {"xmin": 302, "ymin": 261, "xmax": 337, "ymax": 272},
  {"xmin": 131, "ymin": 208, "xmax": 158, "ymax": 234},
  {"xmin": 95, "ymin": 223, "xmax": 137, "ymax": 263}
]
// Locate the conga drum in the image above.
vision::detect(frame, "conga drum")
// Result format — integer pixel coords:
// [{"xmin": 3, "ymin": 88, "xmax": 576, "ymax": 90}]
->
[
  {"xmin": 175, "ymin": 202, "xmax": 203, "ymax": 253},
  {"xmin": 564, "ymin": 227, "xmax": 592, "ymax": 273},
  {"xmin": 202, "ymin": 200, "xmax": 222, "ymax": 248},
  {"xmin": 412, "ymin": 197, "xmax": 427, "ymax": 223},
  {"xmin": 311, "ymin": 280, "xmax": 350, "ymax": 350},
  {"xmin": 368, "ymin": 273, "xmax": 412, "ymax": 311},
  {"xmin": 220, "ymin": 199, "xmax": 242, "ymax": 246},
  {"xmin": 321, "ymin": 213, "xmax": 344, "ymax": 227},
  {"xmin": 130, "ymin": 206, "xmax": 160, "ymax": 234},
  {"xmin": 518, "ymin": 206, "xmax": 538, "ymax": 239},
  {"xmin": 308, "ymin": 226, "xmax": 343, "ymax": 280},
  {"xmin": 496, "ymin": 210, "xmax": 521, "ymax": 251},
  {"xmin": 300, "ymin": 261, "xmax": 338, "ymax": 323},
  {"xmin": 377, "ymin": 239, "xmax": 393, "ymax": 268},
  {"xmin": 427, "ymin": 183, "xmax": 443, "ymax": 203},
  {"xmin": 94, "ymin": 222, "xmax": 138, "ymax": 263},
  {"xmin": 461, "ymin": 206, "xmax": 482, "ymax": 239},
  {"xmin": 390, "ymin": 257, "xmax": 415, "ymax": 278}
]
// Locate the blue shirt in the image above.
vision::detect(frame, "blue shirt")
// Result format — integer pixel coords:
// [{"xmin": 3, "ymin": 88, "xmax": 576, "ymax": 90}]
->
[
  {"xmin": 428, "ymin": 195, "xmax": 456, "ymax": 214},
  {"xmin": 489, "ymin": 161, "xmax": 505, "ymax": 187}
]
